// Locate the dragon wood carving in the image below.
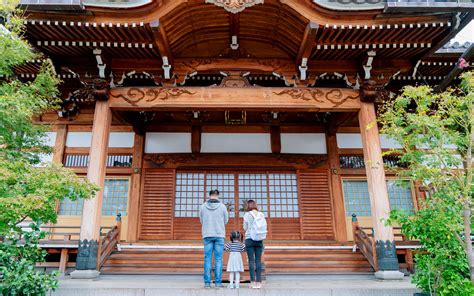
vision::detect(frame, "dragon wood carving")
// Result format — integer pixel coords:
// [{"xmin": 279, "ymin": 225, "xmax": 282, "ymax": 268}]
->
[
  {"xmin": 273, "ymin": 88, "xmax": 359, "ymax": 108},
  {"xmin": 111, "ymin": 87, "xmax": 196, "ymax": 106}
]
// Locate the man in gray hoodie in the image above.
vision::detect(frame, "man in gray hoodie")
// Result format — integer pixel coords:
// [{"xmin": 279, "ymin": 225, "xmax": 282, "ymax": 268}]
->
[{"xmin": 199, "ymin": 189, "xmax": 229, "ymax": 289}]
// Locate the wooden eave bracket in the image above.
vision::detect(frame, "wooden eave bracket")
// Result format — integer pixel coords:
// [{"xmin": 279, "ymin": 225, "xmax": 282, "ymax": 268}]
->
[
  {"xmin": 149, "ymin": 19, "xmax": 173, "ymax": 80},
  {"xmin": 297, "ymin": 22, "xmax": 319, "ymax": 82}
]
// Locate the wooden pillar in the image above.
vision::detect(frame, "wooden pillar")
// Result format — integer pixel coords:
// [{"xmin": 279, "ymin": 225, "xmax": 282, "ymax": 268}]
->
[
  {"xmin": 359, "ymin": 101, "xmax": 401, "ymax": 275},
  {"xmin": 52, "ymin": 125, "xmax": 68, "ymax": 217},
  {"xmin": 326, "ymin": 132, "xmax": 347, "ymax": 242},
  {"xmin": 53, "ymin": 125, "xmax": 67, "ymax": 164},
  {"xmin": 270, "ymin": 126, "xmax": 281, "ymax": 154},
  {"xmin": 80, "ymin": 100, "xmax": 112, "ymax": 241},
  {"xmin": 191, "ymin": 125, "xmax": 201, "ymax": 154},
  {"xmin": 72, "ymin": 100, "xmax": 111, "ymax": 276},
  {"xmin": 127, "ymin": 133, "xmax": 144, "ymax": 242}
]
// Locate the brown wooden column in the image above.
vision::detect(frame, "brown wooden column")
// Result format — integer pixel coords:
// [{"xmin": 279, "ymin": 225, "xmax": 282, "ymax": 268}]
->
[
  {"xmin": 52, "ymin": 125, "xmax": 68, "ymax": 216},
  {"xmin": 326, "ymin": 132, "xmax": 347, "ymax": 242},
  {"xmin": 127, "ymin": 133, "xmax": 144, "ymax": 242},
  {"xmin": 72, "ymin": 100, "xmax": 111, "ymax": 277},
  {"xmin": 80, "ymin": 100, "xmax": 112, "ymax": 241},
  {"xmin": 53, "ymin": 125, "xmax": 67, "ymax": 164},
  {"xmin": 359, "ymin": 101, "xmax": 401, "ymax": 276}
]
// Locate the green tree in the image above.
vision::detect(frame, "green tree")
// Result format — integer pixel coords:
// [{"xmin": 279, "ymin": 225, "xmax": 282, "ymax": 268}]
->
[
  {"xmin": 0, "ymin": 3, "xmax": 98, "ymax": 295},
  {"xmin": 380, "ymin": 71, "xmax": 474, "ymax": 295}
]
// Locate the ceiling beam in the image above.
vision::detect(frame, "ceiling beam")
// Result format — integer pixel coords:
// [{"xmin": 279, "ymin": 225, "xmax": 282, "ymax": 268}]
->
[
  {"xmin": 150, "ymin": 19, "xmax": 173, "ymax": 79},
  {"xmin": 297, "ymin": 21, "xmax": 319, "ymax": 64}
]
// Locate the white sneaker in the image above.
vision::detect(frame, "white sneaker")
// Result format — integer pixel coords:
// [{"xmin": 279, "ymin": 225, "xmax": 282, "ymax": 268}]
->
[
  {"xmin": 228, "ymin": 284, "xmax": 234, "ymax": 289},
  {"xmin": 235, "ymin": 284, "xmax": 240, "ymax": 289}
]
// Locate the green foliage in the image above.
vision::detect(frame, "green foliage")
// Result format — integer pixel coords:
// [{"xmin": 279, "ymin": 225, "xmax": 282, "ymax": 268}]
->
[
  {"xmin": 0, "ymin": 223, "xmax": 59, "ymax": 296},
  {"xmin": 0, "ymin": 160, "xmax": 99, "ymax": 233},
  {"xmin": 380, "ymin": 71, "xmax": 474, "ymax": 295},
  {"xmin": 0, "ymin": 4, "xmax": 98, "ymax": 295}
]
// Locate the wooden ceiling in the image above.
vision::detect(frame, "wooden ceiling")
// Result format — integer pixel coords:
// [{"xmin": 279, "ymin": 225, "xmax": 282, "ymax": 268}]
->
[{"xmin": 15, "ymin": 0, "xmax": 469, "ymax": 90}]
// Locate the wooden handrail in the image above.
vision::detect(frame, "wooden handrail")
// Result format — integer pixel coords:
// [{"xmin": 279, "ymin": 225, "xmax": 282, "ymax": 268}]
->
[
  {"xmin": 351, "ymin": 214, "xmax": 378, "ymax": 271},
  {"xmin": 97, "ymin": 213, "xmax": 122, "ymax": 270}
]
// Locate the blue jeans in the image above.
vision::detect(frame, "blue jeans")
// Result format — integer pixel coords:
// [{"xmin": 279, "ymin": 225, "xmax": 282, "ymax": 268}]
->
[{"xmin": 203, "ymin": 237, "xmax": 224, "ymax": 285}]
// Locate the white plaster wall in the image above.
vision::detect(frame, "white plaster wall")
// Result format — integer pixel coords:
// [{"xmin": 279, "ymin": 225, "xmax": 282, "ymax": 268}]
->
[
  {"xmin": 145, "ymin": 132, "xmax": 191, "ymax": 153},
  {"xmin": 281, "ymin": 133, "xmax": 327, "ymax": 154},
  {"xmin": 109, "ymin": 132, "xmax": 135, "ymax": 148},
  {"xmin": 337, "ymin": 133, "xmax": 402, "ymax": 149},
  {"xmin": 66, "ymin": 132, "xmax": 92, "ymax": 147},
  {"xmin": 337, "ymin": 133, "xmax": 362, "ymax": 149},
  {"xmin": 66, "ymin": 132, "xmax": 135, "ymax": 148},
  {"xmin": 201, "ymin": 133, "xmax": 271, "ymax": 153},
  {"xmin": 42, "ymin": 132, "xmax": 57, "ymax": 147}
]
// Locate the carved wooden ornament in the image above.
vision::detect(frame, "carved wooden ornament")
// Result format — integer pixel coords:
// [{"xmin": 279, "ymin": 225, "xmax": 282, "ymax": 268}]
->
[{"xmin": 205, "ymin": 0, "xmax": 264, "ymax": 14}]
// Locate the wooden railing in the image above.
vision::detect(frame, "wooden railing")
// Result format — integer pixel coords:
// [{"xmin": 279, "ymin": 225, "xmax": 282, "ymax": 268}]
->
[
  {"xmin": 351, "ymin": 214, "xmax": 378, "ymax": 271},
  {"xmin": 97, "ymin": 213, "xmax": 122, "ymax": 269}
]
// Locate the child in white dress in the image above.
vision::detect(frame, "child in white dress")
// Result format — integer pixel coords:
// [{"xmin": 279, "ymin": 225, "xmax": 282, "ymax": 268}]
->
[{"xmin": 225, "ymin": 231, "xmax": 246, "ymax": 289}]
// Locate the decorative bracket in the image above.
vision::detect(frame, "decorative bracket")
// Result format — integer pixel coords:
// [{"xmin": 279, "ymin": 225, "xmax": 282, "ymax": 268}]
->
[
  {"xmin": 299, "ymin": 57, "xmax": 308, "ymax": 81},
  {"xmin": 162, "ymin": 56, "xmax": 171, "ymax": 79},
  {"xmin": 93, "ymin": 48, "xmax": 106, "ymax": 79},
  {"xmin": 205, "ymin": 0, "xmax": 264, "ymax": 14},
  {"xmin": 230, "ymin": 35, "xmax": 239, "ymax": 50},
  {"xmin": 363, "ymin": 50, "xmax": 376, "ymax": 80}
]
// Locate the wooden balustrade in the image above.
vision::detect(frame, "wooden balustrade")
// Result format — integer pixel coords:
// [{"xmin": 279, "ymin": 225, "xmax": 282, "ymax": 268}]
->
[
  {"xmin": 97, "ymin": 213, "xmax": 122, "ymax": 270},
  {"xmin": 16, "ymin": 222, "xmax": 116, "ymax": 274},
  {"xmin": 351, "ymin": 214, "xmax": 378, "ymax": 271}
]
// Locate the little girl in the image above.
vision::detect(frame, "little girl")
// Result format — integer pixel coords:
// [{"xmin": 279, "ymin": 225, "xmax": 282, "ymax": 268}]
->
[{"xmin": 224, "ymin": 231, "xmax": 246, "ymax": 289}]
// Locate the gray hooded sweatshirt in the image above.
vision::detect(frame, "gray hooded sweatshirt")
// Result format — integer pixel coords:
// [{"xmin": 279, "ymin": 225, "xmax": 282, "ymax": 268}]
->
[{"xmin": 199, "ymin": 199, "xmax": 229, "ymax": 238}]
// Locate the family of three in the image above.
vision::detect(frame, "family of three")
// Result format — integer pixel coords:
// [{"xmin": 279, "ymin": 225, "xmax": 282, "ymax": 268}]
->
[{"xmin": 199, "ymin": 189, "xmax": 267, "ymax": 289}]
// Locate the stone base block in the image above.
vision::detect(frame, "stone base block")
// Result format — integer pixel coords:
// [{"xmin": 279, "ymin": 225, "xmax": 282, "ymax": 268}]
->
[
  {"xmin": 70, "ymin": 270, "xmax": 100, "ymax": 279},
  {"xmin": 374, "ymin": 270, "xmax": 405, "ymax": 280}
]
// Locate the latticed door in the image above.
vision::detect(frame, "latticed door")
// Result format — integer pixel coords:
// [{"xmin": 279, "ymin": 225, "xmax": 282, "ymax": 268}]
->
[{"xmin": 140, "ymin": 169, "xmax": 332, "ymax": 241}]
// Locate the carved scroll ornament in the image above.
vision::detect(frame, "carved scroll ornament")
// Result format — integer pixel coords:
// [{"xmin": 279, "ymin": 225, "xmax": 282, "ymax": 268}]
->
[
  {"xmin": 205, "ymin": 0, "xmax": 264, "ymax": 14},
  {"xmin": 273, "ymin": 88, "xmax": 359, "ymax": 108},
  {"xmin": 111, "ymin": 87, "xmax": 196, "ymax": 106},
  {"xmin": 276, "ymin": 154, "xmax": 328, "ymax": 168},
  {"xmin": 144, "ymin": 154, "xmax": 196, "ymax": 166}
]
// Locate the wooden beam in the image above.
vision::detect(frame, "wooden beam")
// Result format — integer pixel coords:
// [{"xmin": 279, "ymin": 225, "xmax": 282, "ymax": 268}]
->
[
  {"xmin": 80, "ymin": 100, "xmax": 112, "ymax": 241},
  {"xmin": 297, "ymin": 22, "xmax": 318, "ymax": 64},
  {"xmin": 358, "ymin": 101, "xmax": 393, "ymax": 242},
  {"xmin": 109, "ymin": 87, "xmax": 361, "ymax": 111},
  {"xmin": 149, "ymin": 19, "xmax": 173, "ymax": 66},
  {"xmin": 127, "ymin": 133, "xmax": 144, "ymax": 242}
]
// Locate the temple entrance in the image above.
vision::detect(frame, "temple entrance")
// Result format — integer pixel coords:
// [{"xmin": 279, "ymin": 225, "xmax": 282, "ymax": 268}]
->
[
  {"xmin": 138, "ymin": 166, "xmax": 335, "ymax": 241},
  {"xmin": 172, "ymin": 170, "xmax": 300, "ymax": 240}
]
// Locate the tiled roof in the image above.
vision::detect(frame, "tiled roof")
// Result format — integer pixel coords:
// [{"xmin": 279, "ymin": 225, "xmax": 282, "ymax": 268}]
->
[
  {"xmin": 436, "ymin": 41, "xmax": 473, "ymax": 54},
  {"xmin": 314, "ymin": 0, "xmax": 385, "ymax": 11}
]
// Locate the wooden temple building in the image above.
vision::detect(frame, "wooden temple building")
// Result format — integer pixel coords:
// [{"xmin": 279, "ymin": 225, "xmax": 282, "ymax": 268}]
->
[{"xmin": 14, "ymin": 0, "xmax": 473, "ymax": 278}]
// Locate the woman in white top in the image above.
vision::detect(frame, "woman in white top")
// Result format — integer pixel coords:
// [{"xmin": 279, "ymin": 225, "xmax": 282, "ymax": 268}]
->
[{"xmin": 243, "ymin": 200, "xmax": 265, "ymax": 289}]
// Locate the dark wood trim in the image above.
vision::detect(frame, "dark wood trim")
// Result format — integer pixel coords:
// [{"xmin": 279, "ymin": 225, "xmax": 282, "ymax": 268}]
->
[
  {"xmin": 270, "ymin": 126, "xmax": 281, "ymax": 154},
  {"xmin": 191, "ymin": 125, "xmax": 201, "ymax": 154}
]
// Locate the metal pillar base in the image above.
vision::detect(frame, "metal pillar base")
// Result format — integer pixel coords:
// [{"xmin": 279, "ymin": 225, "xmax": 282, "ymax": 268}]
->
[
  {"xmin": 376, "ymin": 240, "xmax": 400, "ymax": 271},
  {"xmin": 76, "ymin": 239, "xmax": 99, "ymax": 270}
]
